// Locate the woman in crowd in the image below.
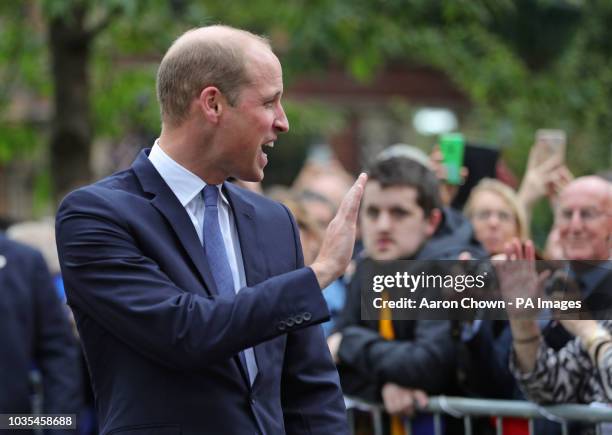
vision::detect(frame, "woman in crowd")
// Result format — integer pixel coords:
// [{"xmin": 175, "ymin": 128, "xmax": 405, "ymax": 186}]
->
[
  {"xmin": 499, "ymin": 240, "xmax": 612, "ymax": 405},
  {"xmin": 464, "ymin": 178, "xmax": 529, "ymax": 256},
  {"xmin": 461, "ymin": 180, "xmax": 557, "ymax": 434}
]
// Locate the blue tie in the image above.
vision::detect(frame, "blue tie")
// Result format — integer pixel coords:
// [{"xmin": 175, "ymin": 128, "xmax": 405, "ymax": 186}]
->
[{"xmin": 203, "ymin": 185, "xmax": 258, "ymax": 384}]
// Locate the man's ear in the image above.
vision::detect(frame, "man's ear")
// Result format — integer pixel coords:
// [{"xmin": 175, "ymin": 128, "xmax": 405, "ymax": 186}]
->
[
  {"xmin": 197, "ymin": 86, "xmax": 224, "ymax": 123},
  {"xmin": 426, "ymin": 208, "xmax": 443, "ymax": 237}
]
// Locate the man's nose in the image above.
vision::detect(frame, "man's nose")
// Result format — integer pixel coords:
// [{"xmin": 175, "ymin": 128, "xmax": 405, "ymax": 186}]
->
[
  {"xmin": 274, "ymin": 104, "xmax": 289, "ymax": 133},
  {"xmin": 376, "ymin": 212, "xmax": 392, "ymax": 231},
  {"xmin": 568, "ymin": 210, "xmax": 584, "ymax": 230}
]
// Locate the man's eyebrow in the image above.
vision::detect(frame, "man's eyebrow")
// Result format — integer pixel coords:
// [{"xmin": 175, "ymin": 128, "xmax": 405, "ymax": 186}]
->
[{"xmin": 266, "ymin": 91, "xmax": 282, "ymax": 100}]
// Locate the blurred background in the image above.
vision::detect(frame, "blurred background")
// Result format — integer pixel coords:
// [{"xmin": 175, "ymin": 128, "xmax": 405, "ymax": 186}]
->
[{"xmin": 1, "ymin": 0, "xmax": 610, "ymax": 243}]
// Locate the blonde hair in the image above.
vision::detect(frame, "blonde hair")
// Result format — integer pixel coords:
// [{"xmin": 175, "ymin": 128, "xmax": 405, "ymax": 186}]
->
[{"xmin": 464, "ymin": 178, "xmax": 530, "ymax": 240}]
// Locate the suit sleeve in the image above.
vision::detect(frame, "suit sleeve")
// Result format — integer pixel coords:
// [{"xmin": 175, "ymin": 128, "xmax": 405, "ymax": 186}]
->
[
  {"xmin": 56, "ymin": 188, "xmax": 330, "ymax": 373},
  {"xmin": 280, "ymin": 204, "xmax": 349, "ymax": 435},
  {"xmin": 29, "ymin": 250, "xmax": 82, "ymax": 429}
]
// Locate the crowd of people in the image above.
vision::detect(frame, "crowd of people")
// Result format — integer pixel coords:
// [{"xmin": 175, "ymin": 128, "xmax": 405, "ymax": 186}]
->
[
  {"xmin": 2, "ymin": 137, "xmax": 608, "ymax": 435},
  {"xmin": 1, "ymin": 24, "xmax": 611, "ymax": 435}
]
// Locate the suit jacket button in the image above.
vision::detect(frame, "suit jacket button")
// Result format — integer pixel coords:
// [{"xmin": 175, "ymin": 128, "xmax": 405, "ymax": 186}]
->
[
  {"xmin": 285, "ymin": 318, "xmax": 295, "ymax": 327},
  {"xmin": 278, "ymin": 320, "xmax": 287, "ymax": 331},
  {"xmin": 294, "ymin": 315, "xmax": 303, "ymax": 325},
  {"xmin": 303, "ymin": 312, "xmax": 312, "ymax": 321}
]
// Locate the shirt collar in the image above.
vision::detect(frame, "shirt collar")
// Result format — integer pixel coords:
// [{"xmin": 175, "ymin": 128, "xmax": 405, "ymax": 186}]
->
[
  {"xmin": 577, "ymin": 264, "xmax": 610, "ymax": 297},
  {"xmin": 568, "ymin": 261, "xmax": 611, "ymax": 297},
  {"xmin": 148, "ymin": 139, "xmax": 229, "ymax": 207}
]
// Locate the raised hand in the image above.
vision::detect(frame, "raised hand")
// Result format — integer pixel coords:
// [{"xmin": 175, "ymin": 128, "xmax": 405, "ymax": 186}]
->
[
  {"xmin": 311, "ymin": 173, "xmax": 367, "ymax": 289},
  {"xmin": 494, "ymin": 239, "xmax": 549, "ymax": 318}
]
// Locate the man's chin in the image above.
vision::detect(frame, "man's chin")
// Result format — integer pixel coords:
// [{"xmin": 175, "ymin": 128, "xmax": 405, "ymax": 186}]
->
[
  {"xmin": 236, "ymin": 171, "xmax": 264, "ymax": 183},
  {"xmin": 371, "ymin": 251, "xmax": 398, "ymax": 261},
  {"xmin": 566, "ymin": 249, "xmax": 596, "ymax": 261}
]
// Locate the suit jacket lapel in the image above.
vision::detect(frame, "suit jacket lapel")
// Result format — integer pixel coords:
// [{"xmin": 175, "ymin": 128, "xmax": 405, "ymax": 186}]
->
[
  {"xmin": 223, "ymin": 183, "xmax": 268, "ymax": 286},
  {"xmin": 131, "ymin": 150, "xmax": 219, "ymax": 296},
  {"xmin": 224, "ymin": 183, "xmax": 269, "ymax": 388}
]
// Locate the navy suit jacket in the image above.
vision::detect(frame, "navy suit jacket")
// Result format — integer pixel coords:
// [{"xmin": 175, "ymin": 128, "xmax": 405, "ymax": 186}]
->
[
  {"xmin": 0, "ymin": 234, "xmax": 81, "ymax": 434},
  {"xmin": 55, "ymin": 150, "xmax": 348, "ymax": 435}
]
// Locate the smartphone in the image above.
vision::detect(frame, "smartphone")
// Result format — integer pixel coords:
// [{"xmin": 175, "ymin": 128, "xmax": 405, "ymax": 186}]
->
[
  {"xmin": 439, "ymin": 133, "xmax": 465, "ymax": 185},
  {"xmin": 534, "ymin": 129, "xmax": 566, "ymax": 165}
]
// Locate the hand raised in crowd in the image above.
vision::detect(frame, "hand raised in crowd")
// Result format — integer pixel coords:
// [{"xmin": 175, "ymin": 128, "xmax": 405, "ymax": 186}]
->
[
  {"xmin": 517, "ymin": 142, "xmax": 573, "ymax": 213},
  {"xmin": 429, "ymin": 144, "xmax": 469, "ymax": 206},
  {"xmin": 381, "ymin": 383, "xmax": 429, "ymax": 417},
  {"xmin": 494, "ymin": 239, "xmax": 549, "ymax": 318},
  {"xmin": 311, "ymin": 173, "xmax": 367, "ymax": 289},
  {"xmin": 495, "ymin": 239, "xmax": 549, "ymax": 373}
]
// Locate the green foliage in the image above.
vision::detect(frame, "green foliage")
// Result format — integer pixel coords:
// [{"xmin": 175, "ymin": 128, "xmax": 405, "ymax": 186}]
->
[
  {"xmin": 0, "ymin": 124, "xmax": 42, "ymax": 163},
  {"xmin": 32, "ymin": 168, "xmax": 52, "ymax": 216},
  {"xmin": 0, "ymin": 8, "xmax": 49, "ymax": 212},
  {"xmin": 92, "ymin": 64, "xmax": 160, "ymax": 138},
  {"xmin": 1, "ymin": 0, "xmax": 611, "ymax": 219}
]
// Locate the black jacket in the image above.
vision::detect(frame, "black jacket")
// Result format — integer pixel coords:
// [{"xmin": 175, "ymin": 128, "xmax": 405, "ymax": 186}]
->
[
  {"xmin": 334, "ymin": 223, "xmax": 481, "ymax": 401},
  {"xmin": 0, "ymin": 234, "xmax": 81, "ymax": 434}
]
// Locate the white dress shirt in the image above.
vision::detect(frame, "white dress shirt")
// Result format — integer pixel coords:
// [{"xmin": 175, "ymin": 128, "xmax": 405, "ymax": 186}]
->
[{"xmin": 148, "ymin": 141, "xmax": 247, "ymax": 293}]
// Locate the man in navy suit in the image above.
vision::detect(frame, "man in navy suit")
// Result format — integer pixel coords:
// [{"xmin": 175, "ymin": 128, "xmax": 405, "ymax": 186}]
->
[
  {"xmin": 56, "ymin": 25, "xmax": 366, "ymax": 435},
  {"xmin": 0, "ymin": 233, "xmax": 81, "ymax": 434}
]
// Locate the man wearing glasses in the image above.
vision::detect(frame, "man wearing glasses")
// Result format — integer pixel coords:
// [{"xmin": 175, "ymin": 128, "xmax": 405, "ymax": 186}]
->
[{"xmin": 507, "ymin": 175, "xmax": 611, "ymax": 351}]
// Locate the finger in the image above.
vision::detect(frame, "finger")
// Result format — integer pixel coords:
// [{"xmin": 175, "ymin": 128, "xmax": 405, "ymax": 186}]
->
[
  {"xmin": 555, "ymin": 165, "xmax": 573, "ymax": 180},
  {"xmin": 336, "ymin": 173, "xmax": 367, "ymax": 223},
  {"xmin": 382, "ymin": 384, "xmax": 400, "ymax": 414},
  {"xmin": 539, "ymin": 154, "xmax": 563, "ymax": 172},
  {"xmin": 526, "ymin": 145, "xmax": 538, "ymax": 170},
  {"xmin": 542, "ymin": 168, "xmax": 564, "ymax": 185},
  {"xmin": 553, "ymin": 175, "xmax": 569, "ymax": 191},
  {"xmin": 524, "ymin": 239, "xmax": 536, "ymax": 261},
  {"xmin": 503, "ymin": 241, "xmax": 514, "ymax": 260},
  {"xmin": 551, "ymin": 167, "xmax": 574, "ymax": 193},
  {"xmin": 559, "ymin": 166, "xmax": 574, "ymax": 182},
  {"xmin": 548, "ymin": 166, "xmax": 572, "ymax": 187},
  {"xmin": 387, "ymin": 394, "xmax": 401, "ymax": 415},
  {"xmin": 429, "ymin": 146, "xmax": 447, "ymax": 178},
  {"xmin": 430, "ymin": 145, "xmax": 442, "ymax": 161},
  {"xmin": 510, "ymin": 238, "xmax": 522, "ymax": 260},
  {"xmin": 413, "ymin": 390, "xmax": 429, "ymax": 410},
  {"xmin": 458, "ymin": 251, "xmax": 472, "ymax": 261},
  {"xmin": 382, "ymin": 393, "xmax": 393, "ymax": 413},
  {"xmin": 400, "ymin": 393, "xmax": 415, "ymax": 416},
  {"xmin": 527, "ymin": 141, "xmax": 548, "ymax": 169}
]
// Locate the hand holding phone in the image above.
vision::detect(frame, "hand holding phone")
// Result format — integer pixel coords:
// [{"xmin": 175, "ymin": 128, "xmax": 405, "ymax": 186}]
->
[
  {"xmin": 518, "ymin": 129, "xmax": 572, "ymax": 209},
  {"xmin": 533, "ymin": 129, "xmax": 566, "ymax": 166}
]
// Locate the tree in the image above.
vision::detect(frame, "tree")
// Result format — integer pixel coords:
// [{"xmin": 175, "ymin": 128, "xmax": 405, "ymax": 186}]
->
[
  {"xmin": 1, "ymin": 0, "xmax": 611, "ymax": 212},
  {"xmin": 47, "ymin": 1, "xmax": 124, "ymax": 199}
]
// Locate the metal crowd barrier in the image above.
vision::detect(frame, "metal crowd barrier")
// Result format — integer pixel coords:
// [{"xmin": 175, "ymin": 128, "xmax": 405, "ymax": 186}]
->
[{"xmin": 346, "ymin": 395, "xmax": 612, "ymax": 435}]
